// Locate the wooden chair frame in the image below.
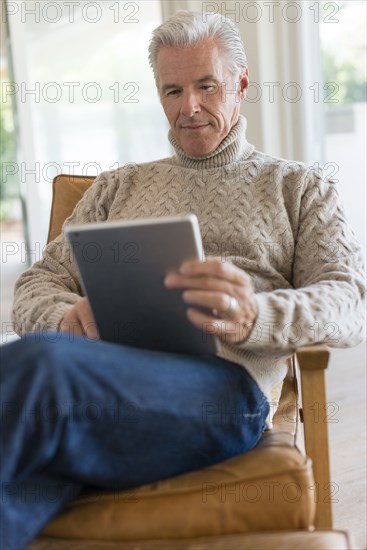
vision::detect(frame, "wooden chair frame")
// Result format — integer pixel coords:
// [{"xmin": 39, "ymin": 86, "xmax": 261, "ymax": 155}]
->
[{"xmin": 295, "ymin": 345, "xmax": 332, "ymax": 528}]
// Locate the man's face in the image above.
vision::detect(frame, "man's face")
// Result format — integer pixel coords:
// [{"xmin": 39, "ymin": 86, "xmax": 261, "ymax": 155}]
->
[{"xmin": 156, "ymin": 39, "xmax": 249, "ymax": 157}]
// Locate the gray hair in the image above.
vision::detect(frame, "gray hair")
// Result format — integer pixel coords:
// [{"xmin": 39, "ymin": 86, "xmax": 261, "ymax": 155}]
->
[{"xmin": 148, "ymin": 10, "xmax": 248, "ymax": 86}]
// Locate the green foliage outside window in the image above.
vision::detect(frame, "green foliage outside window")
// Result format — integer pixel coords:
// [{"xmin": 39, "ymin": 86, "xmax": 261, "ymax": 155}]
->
[
  {"xmin": 0, "ymin": 97, "xmax": 18, "ymax": 222},
  {"xmin": 323, "ymin": 50, "xmax": 367, "ymax": 106},
  {"xmin": 321, "ymin": 0, "xmax": 366, "ymax": 106}
]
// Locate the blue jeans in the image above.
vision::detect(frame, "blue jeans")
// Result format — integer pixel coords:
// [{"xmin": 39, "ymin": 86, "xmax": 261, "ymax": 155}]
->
[{"xmin": 1, "ymin": 332, "xmax": 269, "ymax": 549}]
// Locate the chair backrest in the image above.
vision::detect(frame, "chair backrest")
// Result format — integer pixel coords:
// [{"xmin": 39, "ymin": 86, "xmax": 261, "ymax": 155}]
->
[{"xmin": 47, "ymin": 174, "xmax": 95, "ymax": 243}]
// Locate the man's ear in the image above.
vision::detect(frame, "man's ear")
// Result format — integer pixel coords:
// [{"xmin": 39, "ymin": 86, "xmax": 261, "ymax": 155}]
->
[{"xmin": 239, "ymin": 68, "xmax": 249, "ymax": 100}]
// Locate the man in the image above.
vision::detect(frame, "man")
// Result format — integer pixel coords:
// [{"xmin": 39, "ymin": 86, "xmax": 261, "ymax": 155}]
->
[{"xmin": 1, "ymin": 10, "xmax": 365, "ymax": 549}]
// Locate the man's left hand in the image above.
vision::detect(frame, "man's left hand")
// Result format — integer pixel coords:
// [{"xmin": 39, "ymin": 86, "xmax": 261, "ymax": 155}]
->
[{"xmin": 164, "ymin": 256, "xmax": 258, "ymax": 345}]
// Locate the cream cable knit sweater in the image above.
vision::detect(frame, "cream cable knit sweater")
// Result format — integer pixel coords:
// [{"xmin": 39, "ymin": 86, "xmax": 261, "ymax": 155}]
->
[{"xmin": 12, "ymin": 115, "xmax": 366, "ymax": 426}]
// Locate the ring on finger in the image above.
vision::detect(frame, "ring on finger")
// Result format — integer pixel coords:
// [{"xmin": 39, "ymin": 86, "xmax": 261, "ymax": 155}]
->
[
  {"xmin": 226, "ymin": 295, "xmax": 238, "ymax": 316},
  {"xmin": 212, "ymin": 295, "xmax": 238, "ymax": 318}
]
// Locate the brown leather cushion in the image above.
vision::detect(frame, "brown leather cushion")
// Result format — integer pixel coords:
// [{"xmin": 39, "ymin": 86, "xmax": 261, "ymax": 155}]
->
[
  {"xmin": 47, "ymin": 174, "xmax": 95, "ymax": 243},
  {"xmin": 30, "ymin": 530, "xmax": 352, "ymax": 550},
  {"xmin": 42, "ymin": 448, "xmax": 314, "ymax": 541},
  {"xmin": 40, "ymin": 368, "xmax": 315, "ymax": 541}
]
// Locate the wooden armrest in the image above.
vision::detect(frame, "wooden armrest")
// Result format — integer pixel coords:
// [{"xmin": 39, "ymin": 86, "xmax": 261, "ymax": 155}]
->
[
  {"xmin": 295, "ymin": 345, "xmax": 332, "ymax": 529},
  {"xmin": 296, "ymin": 345, "xmax": 329, "ymax": 371}
]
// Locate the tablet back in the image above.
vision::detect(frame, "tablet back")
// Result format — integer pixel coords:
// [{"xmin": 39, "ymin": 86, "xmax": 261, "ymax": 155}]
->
[{"xmin": 65, "ymin": 215, "xmax": 219, "ymax": 355}]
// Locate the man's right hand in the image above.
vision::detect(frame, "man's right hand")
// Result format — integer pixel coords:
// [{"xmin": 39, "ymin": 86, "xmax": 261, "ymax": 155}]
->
[{"xmin": 59, "ymin": 297, "xmax": 100, "ymax": 340}]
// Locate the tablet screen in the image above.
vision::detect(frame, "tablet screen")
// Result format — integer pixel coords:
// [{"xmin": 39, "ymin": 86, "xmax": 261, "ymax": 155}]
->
[{"xmin": 65, "ymin": 214, "xmax": 220, "ymax": 355}]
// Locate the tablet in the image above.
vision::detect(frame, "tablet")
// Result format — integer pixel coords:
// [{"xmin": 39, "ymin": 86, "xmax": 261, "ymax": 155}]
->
[{"xmin": 65, "ymin": 214, "xmax": 220, "ymax": 355}]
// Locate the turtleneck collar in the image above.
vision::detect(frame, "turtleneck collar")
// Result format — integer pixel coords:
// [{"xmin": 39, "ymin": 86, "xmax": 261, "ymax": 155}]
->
[{"xmin": 168, "ymin": 114, "xmax": 255, "ymax": 169}]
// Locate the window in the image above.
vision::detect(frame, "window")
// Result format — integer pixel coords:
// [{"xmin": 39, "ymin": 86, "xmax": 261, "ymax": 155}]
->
[
  {"xmin": 320, "ymin": 0, "xmax": 366, "ymax": 251},
  {"xmin": 1, "ymin": 11, "xmax": 25, "ymax": 340},
  {"xmin": 5, "ymin": 0, "xmax": 169, "ymax": 249}
]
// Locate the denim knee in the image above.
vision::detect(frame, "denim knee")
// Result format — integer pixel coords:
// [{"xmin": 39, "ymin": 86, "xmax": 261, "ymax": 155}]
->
[
  {"xmin": 196, "ymin": 397, "xmax": 267, "ymax": 464},
  {"xmin": 2, "ymin": 332, "xmax": 78, "ymax": 396}
]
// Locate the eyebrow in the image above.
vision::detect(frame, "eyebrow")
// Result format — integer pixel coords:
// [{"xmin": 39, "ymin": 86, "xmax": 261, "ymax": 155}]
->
[{"xmin": 161, "ymin": 75, "xmax": 219, "ymax": 94}]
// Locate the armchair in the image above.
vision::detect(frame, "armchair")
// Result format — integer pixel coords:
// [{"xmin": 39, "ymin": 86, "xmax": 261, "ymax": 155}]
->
[{"xmin": 29, "ymin": 174, "xmax": 351, "ymax": 549}]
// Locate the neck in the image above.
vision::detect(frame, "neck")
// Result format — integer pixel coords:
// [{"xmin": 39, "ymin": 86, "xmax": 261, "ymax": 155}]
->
[{"xmin": 168, "ymin": 115, "xmax": 254, "ymax": 169}]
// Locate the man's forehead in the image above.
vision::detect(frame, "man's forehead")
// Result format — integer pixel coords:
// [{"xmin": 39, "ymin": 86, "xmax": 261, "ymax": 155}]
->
[{"xmin": 156, "ymin": 41, "xmax": 226, "ymax": 86}]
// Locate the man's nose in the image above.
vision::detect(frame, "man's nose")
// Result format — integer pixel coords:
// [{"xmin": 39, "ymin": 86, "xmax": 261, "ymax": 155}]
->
[{"xmin": 180, "ymin": 91, "xmax": 201, "ymax": 117}]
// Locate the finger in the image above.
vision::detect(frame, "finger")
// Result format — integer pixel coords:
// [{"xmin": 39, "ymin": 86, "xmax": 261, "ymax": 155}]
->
[
  {"xmin": 179, "ymin": 257, "xmax": 249, "ymax": 285},
  {"xmin": 80, "ymin": 319, "xmax": 99, "ymax": 340},
  {"xmin": 182, "ymin": 290, "xmax": 237, "ymax": 315},
  {"xmin": 60, "ymin": 318, "xmax": 84, "ymax": 338},
  {"xmin": 165, "ymin": 273, "xmax": 234, "ymax": 295},
  {"xmin": 76, "ymin": 303, "xmax": 99, "ymax": 340},
  {"xmin": 186, "ymin": 306, "xmax": 222, "ymax": 335},
  {"xmin": 186, "ymin": 307, "xmax": 245, "ymax": 343},
  {"xmin": 59, "ymin": 305, "xmax": 83, "ymax": 335}
]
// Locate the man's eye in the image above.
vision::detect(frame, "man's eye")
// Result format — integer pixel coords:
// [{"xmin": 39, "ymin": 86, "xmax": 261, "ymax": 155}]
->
[
  {"xmin": 200, "ymin": 84, "xmax": 216, "ymax": 92},
  {"xmin": 167, "ymin": 89, "xmax": 180, "ymax": 96}
]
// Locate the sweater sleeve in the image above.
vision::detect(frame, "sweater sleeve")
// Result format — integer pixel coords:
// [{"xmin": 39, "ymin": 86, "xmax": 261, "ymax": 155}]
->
[
  {"xmin": 12, "ymin": 171, "xmax": 119, "ymax": 335},
  {"xmin": 239, "ymin": 168, "xmax": 366, "ymax": 355}
]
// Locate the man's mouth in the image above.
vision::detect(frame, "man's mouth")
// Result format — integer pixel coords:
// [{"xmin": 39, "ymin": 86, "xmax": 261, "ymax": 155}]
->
[{"xmin": 181, "ymin": 124, "xmax": 209, "ymax": 130}]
